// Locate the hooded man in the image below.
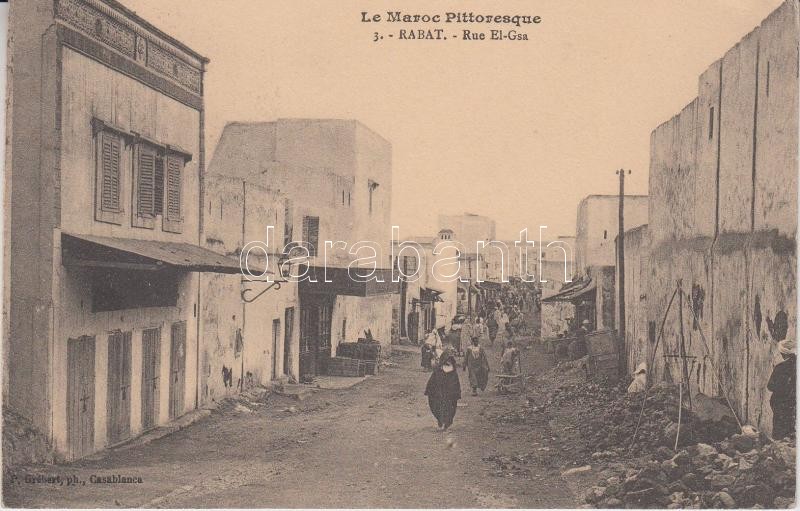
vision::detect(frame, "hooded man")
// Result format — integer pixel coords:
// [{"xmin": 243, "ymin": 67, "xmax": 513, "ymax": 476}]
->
[
  {"xmin": 424, "ymin": 353, "xmax": 461, "ymax": 430},
  {"xmin": 767, "ymin": 339, "xmax": 796, "ymax": 439},
  {"xmin": 627, "ymin": 363, "xmax": 647, "ymax": 393}
]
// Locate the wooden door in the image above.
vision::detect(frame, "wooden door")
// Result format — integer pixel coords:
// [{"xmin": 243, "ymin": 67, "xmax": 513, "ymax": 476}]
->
[
  {"xmin": 399, "ymin": 280, "xmax": 407, "ymax": 337},
  {"xmin": 67, "ymin": 336, "xmax": 95, "ymax": 460},
  {"xmin": 283, "ymin": 307, "xmax": 294, "ymax": 376},
  {"xmin": 271, "ymin": 319, "xmax": 280, "ymax": 379},
  {"xmin": 408, "ymin": 310, "xmax": 419, "ymax": 342},
  {"xmin": 316, "ymin": 302, "xmax": 332, "ymax": 374},
  {"xmin": 141, "ymin": 327, "xmax": 161, "ymax": 431},
  {"xmin": 106, "ymin": 331, "xmax": 132, "ymax": 445},
  {"xmin": 299, "ymin": 305, "xmax": 318, "ymax": 378},
  {"xmin": 169, "ymin": 321, "xmax": 186, "ymax": 420}
]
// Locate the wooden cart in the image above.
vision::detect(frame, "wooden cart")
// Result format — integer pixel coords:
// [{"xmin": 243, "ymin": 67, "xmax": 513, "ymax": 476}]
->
[{"xmin": 495, "ymin": 373, "xmax": 524, "ymax": 394}]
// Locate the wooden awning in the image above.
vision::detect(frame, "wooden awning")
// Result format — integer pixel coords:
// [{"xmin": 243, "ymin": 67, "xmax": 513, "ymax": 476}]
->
[
  {"xmin": 541, "ymin": 278, "xmax": 596, "ymax": 303},
  {"xmin": 419, "ymin": 287, "xmax": 444, "ymax": 303},
  {"xmin": 298, "ymin": 266, "xmax": 399, "ymax": 297},
  {"xmin": 61, "ymin": 232, "xmax": 265, "ymax": 274}
]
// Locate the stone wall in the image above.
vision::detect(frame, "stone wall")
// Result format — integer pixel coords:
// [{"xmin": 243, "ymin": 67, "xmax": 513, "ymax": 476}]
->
[{"xmin": 629, "ymin": 0, "xmax": 798, "ymax": 434}]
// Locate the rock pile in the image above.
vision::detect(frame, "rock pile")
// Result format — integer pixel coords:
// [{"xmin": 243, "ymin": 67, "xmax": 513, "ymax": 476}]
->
[
  {"xmin": 3, "ymin": 410, "xmax": 55, "ymax": 468},
  {"xmin": 584, "ymin": 435, "xmax": 796, "ymax": 508},
  {"xmin": 577, "ymin": 383, "xmax": 739, "ymax": 458}
]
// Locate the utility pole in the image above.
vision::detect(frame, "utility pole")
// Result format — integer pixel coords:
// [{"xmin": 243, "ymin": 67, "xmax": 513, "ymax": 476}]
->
[
  {"xmin": 616, "ymin": 169, "xmax": 630, "ymax": 378},
  {"xmin": 467, "ymin": 255, "xmax": 473, "ymax": 319}
]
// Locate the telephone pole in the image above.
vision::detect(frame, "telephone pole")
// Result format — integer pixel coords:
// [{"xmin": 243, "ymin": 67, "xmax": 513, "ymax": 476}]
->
[{"xmin": 616, "ymin": 169, "xmax": 630, "ymax": 378}]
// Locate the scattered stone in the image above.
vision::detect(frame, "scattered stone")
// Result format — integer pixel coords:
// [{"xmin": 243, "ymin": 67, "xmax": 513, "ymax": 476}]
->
[
  {"xmin": 583, "ymin": 486, "xmax": 606, "ymax": 504},
  {"xmin": 713, "ymin": 491, "xmax": 736, "ymax": 508},
  {"xmin": 562, "ymin": 465, "xmax": 592, "ymax": 476},
  {"xmin": 695, "ymin": 443, "xmax": 717, "ymax": 457},
  {"xmin": 729, "ymin": 433, "xmax": 757, "ymax": 453}
]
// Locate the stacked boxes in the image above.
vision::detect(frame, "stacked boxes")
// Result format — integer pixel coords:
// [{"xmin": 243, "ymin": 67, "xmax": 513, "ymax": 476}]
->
[{"xmin": 326, "ymin": 357, "xmax": 365, "ymax": 377}]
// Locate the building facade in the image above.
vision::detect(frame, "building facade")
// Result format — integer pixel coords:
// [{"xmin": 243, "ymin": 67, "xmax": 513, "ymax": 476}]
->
[
  {"xmin": 208, "ymin": 119, "xmax": 398, "ymax": 380},
  {"xmin": 575, "ymin": 195, "xmax": 649, "ymax": 271},
  {"xmin": 623, "ymin": 0, "xmax": 798, "ymax": 435},
  {"xmin": 199, "ymin": 176, "xmax": 300, "ymax": 405},
  {"xmin": 437, "ymin": 213, "xmax": 496, "ymax": 315},
  {"xmin": 3, "ymin": 0, "xmax": 254, "ymax": 459},
  {"xmin": 539, "ymin": 236, "xmax": 578, "ymax": 338},
  {"xmin": 576, "ymin": 195, "xmax": 648, "ymax": 331},
  {"xmin": 392, "ymin": 235, "xmax": 459, "ymax": 342},
  {"xmin": 541, "ymin": 196, "xmax": 647, "ymax": 336}
]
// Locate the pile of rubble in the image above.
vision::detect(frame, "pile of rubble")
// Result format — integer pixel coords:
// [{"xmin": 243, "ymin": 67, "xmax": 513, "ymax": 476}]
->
[
  {"xmin": 584, "ymin": 434, "xmax": 796, "ymax": 508},
  {"xmin": 3, "ymin": 409, "xmax": 55, "ymax": 468},
  {"xmin": 576, "ymin": 383, "xmax": 740, "ymax": 459},
  {"xmin": 545, "ymin": 378, "xmax": 625, "ymax": 410}
]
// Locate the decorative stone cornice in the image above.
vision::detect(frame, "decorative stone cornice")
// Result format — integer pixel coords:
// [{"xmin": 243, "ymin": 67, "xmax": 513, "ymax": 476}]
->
[{"xmin": 55, "ymin": 0, "xmax": 204, "ymax": 97}]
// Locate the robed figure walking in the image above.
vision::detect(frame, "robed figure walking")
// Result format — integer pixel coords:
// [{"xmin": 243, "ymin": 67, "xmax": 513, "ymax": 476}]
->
[
  {"xmin": 463, "ymin": 337, "xmax": 490, "ymax": 395},
  {"xmin": 424, "ymin": 354, "xmax": 461, "ymax": 430}
]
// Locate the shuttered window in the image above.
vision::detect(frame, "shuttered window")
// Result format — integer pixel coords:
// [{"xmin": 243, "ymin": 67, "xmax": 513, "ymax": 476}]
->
[
  {"xmin": 154, "ymin": 157, "xmax": 164, "ymax": 216},
  {"xmin": 137, "ymin": 146, "xmax": 156, "ymax": 218},
  {"xmin": 162, "ymin": 154, "xmax": 183, "ymax": 233},
  {"xmin": 133, "ymin": 143, "xmax": 164, "ymax": 229},
  {"xmin": 302, "ymin": 216, "xmax": 319, "ymax": 257},
  {"xmin": 95, "ymin": 130, "xmax": 124, "ymax": 225},
  {"xmin": 101, "ymin": 133, "xmax": 121, "ymax": 212}
]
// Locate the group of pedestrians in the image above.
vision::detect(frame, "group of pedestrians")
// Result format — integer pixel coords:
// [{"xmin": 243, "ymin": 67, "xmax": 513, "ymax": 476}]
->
[
  {"xmin": 423, "ymin": 336, "xmax": 523, "ymax": 431},
  {"xmin": 422, "ymin": 298, "xmax": 526, "ymax": 431}
]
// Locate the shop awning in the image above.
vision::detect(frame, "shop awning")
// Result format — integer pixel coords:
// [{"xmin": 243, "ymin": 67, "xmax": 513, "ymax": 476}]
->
[
  {"xmin": 477, "ymin": 280, "xmax": 502, "ymax": 289},
  {"xmin": 541, "ymin": 278, "xmax": 596, "ymax": 303},
  {"xmin": 61, "ymin": 232, "xmax": 266, "ymax": 274},
  {"xmin": 458, "ymin": 281, "xmax": 481, "ymax": 294},
  {"xmin": 420, "ymin": 287, "xmax": 444, "ymax": 303},
  {"xmin": 298, "ymin": 266, "xmax": 399, "ymax": 297}
]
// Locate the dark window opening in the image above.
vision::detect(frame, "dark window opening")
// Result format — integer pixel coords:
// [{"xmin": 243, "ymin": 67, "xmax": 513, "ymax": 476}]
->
[
  {"xmin": 283, "ymin": 199, "xmax": 293, "ymax": 254},
  {"xmin": 603, "ymin": 230, "xmax": 607, "ymax": 240},
  {"xmin": 367, "ymin": 180, "xmax": 379, "ymax": 215},
  {"xmin": 369, "ymin": 188, "xmax": 374, "ymax": 214},
  {"xmin": 404, "ymin": 255, "xmax": 418, "ymax": 275},
  {"xmin": 90, "ymin": 269, "xmax": 179, "ymax": 312},
  {"xmin": 302, "ymin": 216, "xmax": 320, "ymax": 257},
  {"xmin": 766, "ymin": 61, "xmax": 770, "ymax": 97},
  {"xmin": 709, "ymin": 106, "xmax": 715, "ymax": 140}
]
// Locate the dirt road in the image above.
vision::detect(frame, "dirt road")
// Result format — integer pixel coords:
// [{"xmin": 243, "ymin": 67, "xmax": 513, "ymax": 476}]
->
[{"xmin": 4, "ymin": 343, "xmax": 580, "ymax": 508}]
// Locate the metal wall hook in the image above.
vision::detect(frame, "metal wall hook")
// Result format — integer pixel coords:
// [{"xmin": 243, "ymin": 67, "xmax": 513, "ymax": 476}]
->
[{"xmin": 240, "ymin": 280, "xmax": 286, "ymax": 303}]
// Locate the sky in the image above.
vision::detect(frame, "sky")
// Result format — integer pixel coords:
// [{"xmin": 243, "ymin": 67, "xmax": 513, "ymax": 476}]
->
[{"xmin": 124, "ymin": 0, "xmax": 784, "ymax": 240}]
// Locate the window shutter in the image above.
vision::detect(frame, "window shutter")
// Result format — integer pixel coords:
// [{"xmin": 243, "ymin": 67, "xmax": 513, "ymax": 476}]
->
[
  {"xmin": 100, "ymin": 133, "xmax": 121, "ymax": 212},
  {"xmin": 283, "ymin": 199, "xmax": 293, "ymax": 251},
  {"xmin": 302, "ymin": 216, "xmax": 319, "ymax": 257},
  {"xmin": 137, "ymin": 147, "xmax": 155, "ymax": 217},
  {"xmin": 154, "ymin": 156, "xmax": 164, "ymax": 215},
  {"xmin": 166, "ymin": 156, "xmax": 182, "ymax": 221},
  {"xmin": 161, "ymin": 155, "xmax": 183, "ymax": 233}
]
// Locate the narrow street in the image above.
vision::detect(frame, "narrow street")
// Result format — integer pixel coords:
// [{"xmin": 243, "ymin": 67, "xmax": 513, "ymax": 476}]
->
[{"xmin": 4, "ymin": 342, "xmax": 582, "ymax": 508}]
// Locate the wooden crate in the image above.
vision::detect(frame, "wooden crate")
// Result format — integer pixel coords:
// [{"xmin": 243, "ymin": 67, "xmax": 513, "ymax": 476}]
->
[
  {"xmin": 326, "ymin": 357, "xmax": 365, "ymax": 377},
  {"xmin": 362, "ymin": 360, "xmax": 377, "ymax": 376}
]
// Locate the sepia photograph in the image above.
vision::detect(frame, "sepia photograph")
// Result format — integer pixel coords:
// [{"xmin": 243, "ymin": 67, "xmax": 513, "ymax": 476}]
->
[{"xmin": 0, "ymin": 0, "xmax": 797, "ymax": 508}]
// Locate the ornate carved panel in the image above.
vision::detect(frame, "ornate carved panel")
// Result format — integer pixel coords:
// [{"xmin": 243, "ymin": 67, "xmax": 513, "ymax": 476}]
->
[
  {"xmin": 55, "ymin": 0, "xmax": 203, "ymax": 97},
  {"xmin": 57, "ymin": 0, "xmax": 136, "ymax": 58},
  {"xmin": 146, "ymin": 42, "xmax": 202, "ymax": 94}
]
